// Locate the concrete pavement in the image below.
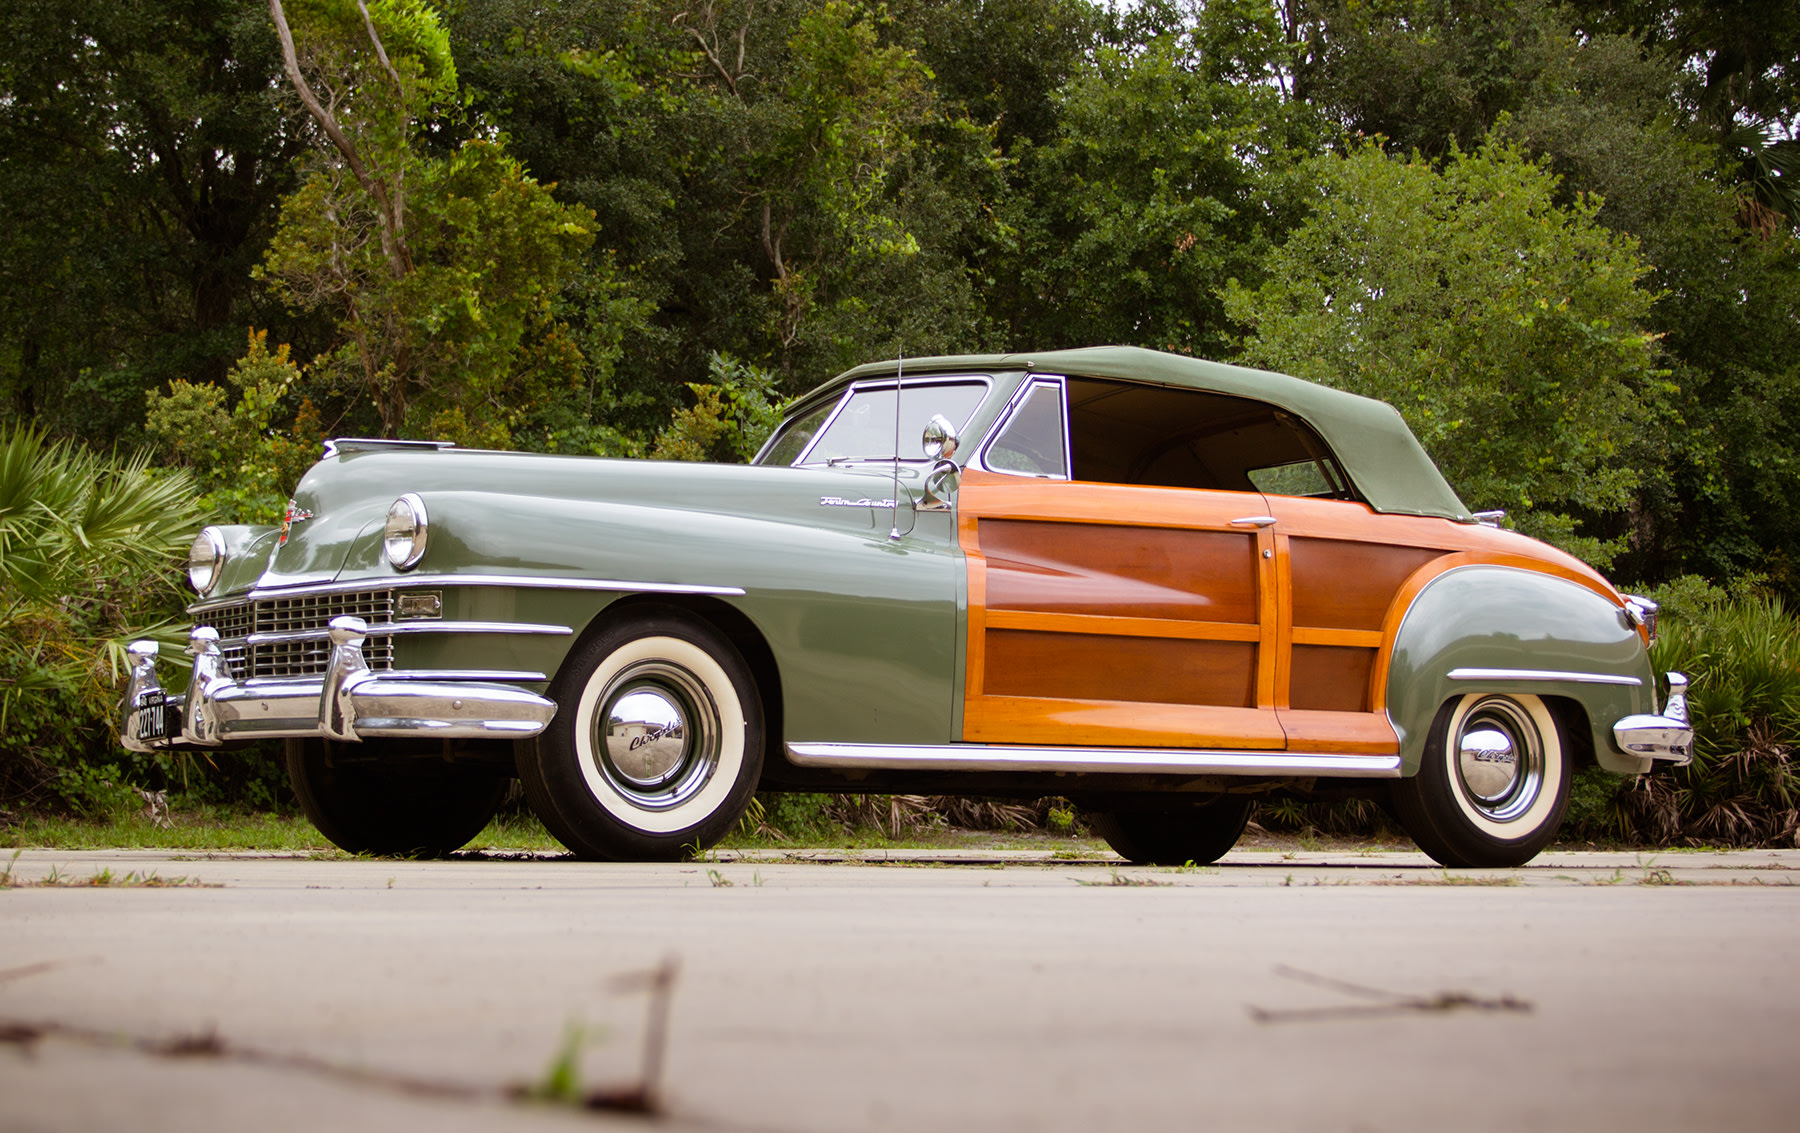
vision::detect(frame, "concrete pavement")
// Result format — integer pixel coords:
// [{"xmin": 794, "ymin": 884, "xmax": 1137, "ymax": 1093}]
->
[{"xmin": 3, "ymin": 847, "xmax": 1796, "ymax": 1131}]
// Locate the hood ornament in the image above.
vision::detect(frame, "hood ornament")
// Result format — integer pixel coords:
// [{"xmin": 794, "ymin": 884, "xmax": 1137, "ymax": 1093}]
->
[{"xmin": 278, "ymin": 498, "xmax": 314, "ymax": 546}]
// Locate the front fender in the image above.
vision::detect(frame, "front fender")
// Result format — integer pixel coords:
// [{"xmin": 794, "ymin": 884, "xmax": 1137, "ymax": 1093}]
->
[{"xmin": 1386, "ymin": 566, "xmax": 1656, "ymax": 775}]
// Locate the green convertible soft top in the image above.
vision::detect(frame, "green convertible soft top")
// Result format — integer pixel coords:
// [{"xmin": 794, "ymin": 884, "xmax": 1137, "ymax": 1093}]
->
[{"xmin": 832, "ymin": 345, "xmax": 1472, "ymax": 522}]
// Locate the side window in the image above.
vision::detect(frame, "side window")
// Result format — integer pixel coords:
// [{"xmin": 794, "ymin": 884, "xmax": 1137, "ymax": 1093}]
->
[
  {"xmin": 1064, "ymin": 377, "xmax": 1356, "ymax": 498},
  {"xmin": 1246, "ymin": 460, "xmax": 1345, "ymax": 498},
  {"xmin": 983, "ymin": 381, "xmax": 1068, "ymax": 478}
]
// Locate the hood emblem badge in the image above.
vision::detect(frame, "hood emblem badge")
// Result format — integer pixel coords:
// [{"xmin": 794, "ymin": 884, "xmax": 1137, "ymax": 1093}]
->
[{"xmin": 278, "ymin": 499, "xmax": 314, "ymax": 546}]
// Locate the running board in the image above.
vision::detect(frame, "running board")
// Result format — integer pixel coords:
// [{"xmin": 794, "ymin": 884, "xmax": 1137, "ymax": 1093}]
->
[{"xmin": 785, "ymin": 743, "xmax": 1402, "ymax": 779}]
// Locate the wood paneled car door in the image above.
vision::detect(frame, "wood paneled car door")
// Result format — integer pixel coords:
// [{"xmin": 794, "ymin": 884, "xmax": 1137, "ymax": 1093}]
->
[{"xmin": 958, "ymin": 376, "xmax": 1286, "ymax": 749}]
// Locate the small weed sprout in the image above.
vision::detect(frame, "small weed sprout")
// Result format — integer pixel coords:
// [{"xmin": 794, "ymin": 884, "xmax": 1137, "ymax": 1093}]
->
[
  {"xmin": 706, "ymin": 869, "xmax": 732, "ymax": 888},
  {"xmin": 530, "ymin": 1021, "xmax": 596, "ymax": 1105}
]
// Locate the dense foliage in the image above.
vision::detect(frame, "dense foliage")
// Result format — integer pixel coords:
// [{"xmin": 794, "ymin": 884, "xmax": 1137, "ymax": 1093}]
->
[
  {"xmin": 5, "ymin": 0, "xmax": 1795, "ymax": 582},
  {"xmin": 0, "ymin": 427, "xmax": 207, "ymax": 813},
  {"xmin": 2, "ymin": 1, "xmax": 1798, "ymax": 836}
]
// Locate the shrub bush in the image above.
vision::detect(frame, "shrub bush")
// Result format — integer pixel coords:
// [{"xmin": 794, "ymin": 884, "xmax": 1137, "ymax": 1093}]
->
[
  {"xmin": 0, "ymin": 425, "xmax": 215, "ymax": 815},
  {"xmin": 1576, "ymin": 591, "xmax": 1800, "ymax": 847}
]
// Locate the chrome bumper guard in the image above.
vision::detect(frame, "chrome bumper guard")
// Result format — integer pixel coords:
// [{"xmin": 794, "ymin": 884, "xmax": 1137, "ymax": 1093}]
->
[
  {"xmin": 119, "ymin": 616, "xmax": 557, "ymax": 751},
  {"xmin": 1612, "ymin": 672, "xmax": 1694, "ymax": 766}
]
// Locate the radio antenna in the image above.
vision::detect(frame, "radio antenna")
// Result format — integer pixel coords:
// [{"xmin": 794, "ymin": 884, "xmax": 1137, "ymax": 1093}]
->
[{"xmin": 889, "ymin": 350, "xmax": 904, "ymax": 541}]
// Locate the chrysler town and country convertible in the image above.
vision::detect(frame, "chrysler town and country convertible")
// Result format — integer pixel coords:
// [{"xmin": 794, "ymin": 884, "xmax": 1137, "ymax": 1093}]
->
[{"xmin": 121, "ymin": 346, "xmax": 1692, "ymax": 867}]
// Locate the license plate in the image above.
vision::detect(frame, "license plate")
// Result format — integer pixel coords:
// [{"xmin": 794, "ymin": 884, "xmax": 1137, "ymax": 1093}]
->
[{"xmin": 137, "ymin": 692, "xmax": 172, "ymax": 741}]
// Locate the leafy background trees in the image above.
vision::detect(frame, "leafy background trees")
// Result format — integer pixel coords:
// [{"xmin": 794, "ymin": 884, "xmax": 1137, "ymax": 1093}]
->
[
  {"xmin": 7, "ymin": 0, "xmax": 1794, "ymax": 581},
  {"xmin": 2, "ymin": 0, "xmax": 1798, "ymax": 835}
]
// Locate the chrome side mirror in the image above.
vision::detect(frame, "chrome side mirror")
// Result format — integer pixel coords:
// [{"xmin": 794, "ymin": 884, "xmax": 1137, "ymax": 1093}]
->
[
  {"xmin": 919, "ymin": 459, "xmax": 961, "ymax": 511},
  {"xmin": 921, "ymin": 415, "xmax": 959, "ymax": 461}
]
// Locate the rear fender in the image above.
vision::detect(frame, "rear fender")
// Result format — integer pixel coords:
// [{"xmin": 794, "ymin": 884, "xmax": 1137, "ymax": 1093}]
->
[{"xmin": 1385, "ymin": 566, "xmax": 1656, "ymax": 775}]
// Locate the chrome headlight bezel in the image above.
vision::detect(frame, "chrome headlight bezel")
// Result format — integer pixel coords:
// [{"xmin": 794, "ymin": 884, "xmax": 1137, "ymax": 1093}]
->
[
  {"xmin": 188, "ymin": 527, "xmax": 227, "ymax": 594},
  {"xmin": 383, "ymin": 493, "xmax": 429, "ymax": 571}
]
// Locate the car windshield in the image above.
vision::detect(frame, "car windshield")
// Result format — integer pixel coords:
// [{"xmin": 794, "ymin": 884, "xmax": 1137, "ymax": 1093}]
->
[{"xmin": 761, "ymin": 379, "xmax": 989, "ymax": 465}]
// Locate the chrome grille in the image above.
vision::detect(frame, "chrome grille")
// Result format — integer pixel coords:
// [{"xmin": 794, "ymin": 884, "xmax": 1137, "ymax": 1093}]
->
[{"xmin": 195, "ymin": 590, "xmax": 396, "ymax": 679}]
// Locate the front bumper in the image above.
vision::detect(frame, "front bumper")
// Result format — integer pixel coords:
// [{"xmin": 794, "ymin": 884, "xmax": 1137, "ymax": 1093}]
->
[
  {"xmin": 120, "ymin": 616, "xmax": 557, "ymax": 751},
  {"xmin": 1612, "ymin": 672, "xmax": 1694, "ymax": 766}
]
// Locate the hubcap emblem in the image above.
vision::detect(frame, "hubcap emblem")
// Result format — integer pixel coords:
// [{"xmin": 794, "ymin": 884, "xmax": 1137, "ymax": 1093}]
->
[{"xmin": 604, "ymin": 688, "xmax": 689, "ymax": 787}]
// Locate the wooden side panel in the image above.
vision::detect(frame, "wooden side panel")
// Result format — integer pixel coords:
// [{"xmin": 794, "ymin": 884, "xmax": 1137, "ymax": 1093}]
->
[
  {"xmin": 1288, "ymin": 644, "xmax": 1375, "ymax": 713},
  {"xmin": 1277, "ymin": 709, "xmax": 1399, "ymax": 754},
  {"xmin": 964, "ymin": 699, "xmax": 1284, "ymax": 749},
  {"xmin": 983, "ymin": 519, "xmax": 1258, "ymax": 622},
  {"xmin": 985, "ymin": 630, "xmax": 1256, "ymax": 707},
  {"xmin": 1288, "ymin": 539, "xmax": 1446, "ymax": 631}
]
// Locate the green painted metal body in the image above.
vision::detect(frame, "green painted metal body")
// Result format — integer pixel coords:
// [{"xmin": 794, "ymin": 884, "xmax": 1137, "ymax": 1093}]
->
[
  {"xmin": 233, "ymin": 447, "xmax": 969, "ymax": 746},
  {"xmin": 1385, "ymin": 566, "xmax": 1657, "ymax": 775}
]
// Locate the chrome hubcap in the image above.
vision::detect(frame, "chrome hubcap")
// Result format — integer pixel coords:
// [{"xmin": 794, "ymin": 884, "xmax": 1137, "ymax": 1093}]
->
[
  {"xmin": 1454, "ymin": 697, "xmax": 1543, "ymax": 823},
  {"xmin": 592, "ymin": 661, "xmax": 721, "ymax": 810}
]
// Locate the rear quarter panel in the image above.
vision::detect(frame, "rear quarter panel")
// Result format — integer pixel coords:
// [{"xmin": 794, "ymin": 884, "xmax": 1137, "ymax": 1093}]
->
[{"xmin": 1386, "ymin": 565, "xmax": 1657, "ymax": 775}]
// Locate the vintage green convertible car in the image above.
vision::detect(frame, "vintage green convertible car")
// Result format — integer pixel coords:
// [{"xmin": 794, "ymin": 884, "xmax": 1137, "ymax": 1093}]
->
[{"xmin": 121, "ymin": 346, "xmax": 1691, "ymax": 867}]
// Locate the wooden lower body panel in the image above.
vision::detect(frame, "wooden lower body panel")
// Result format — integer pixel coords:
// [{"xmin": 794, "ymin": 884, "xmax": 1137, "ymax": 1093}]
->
[{"xmin": 961, "ymin": 696, "xmax": 1285, "ymax": 749}]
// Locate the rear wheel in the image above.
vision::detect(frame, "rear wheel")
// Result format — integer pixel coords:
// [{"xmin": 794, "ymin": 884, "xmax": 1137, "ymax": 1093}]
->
[
  {"xmin": 285, "ymin": 739, "xmax": 509, "ymax": 857},
  {"xmin": 1088, "ymin": 795, "xmax": 1254, "ymax": 865},
  {"xmin": 1391, "ymin": 693, "xmax": 1570, "ymax": 868},
  {"xmin": 519, "ymin": 612, "xmax": 764, "ymax": 861}
]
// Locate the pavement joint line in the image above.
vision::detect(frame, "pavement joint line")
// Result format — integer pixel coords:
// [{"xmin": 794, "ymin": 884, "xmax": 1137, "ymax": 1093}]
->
[{"xmin": 0, "ymin": 956, "xmax": 713, "ymax": 1127}]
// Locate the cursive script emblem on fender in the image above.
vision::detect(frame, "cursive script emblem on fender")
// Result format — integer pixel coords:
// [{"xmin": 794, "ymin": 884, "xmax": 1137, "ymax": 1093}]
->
[{"xmin": 819, "ymin": 496, "xmax": 898, "ymax": 508}]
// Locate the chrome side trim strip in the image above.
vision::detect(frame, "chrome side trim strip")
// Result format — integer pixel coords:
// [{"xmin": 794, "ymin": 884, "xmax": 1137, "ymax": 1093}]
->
[
  {"xmin": 1447, "ymin": 667, "xmax": 1642, "ymax": 687},
  {"xmin": 239, "ymin": 621, "xmax": 571, "ymax": 645},
  {"xmin": 193, "ymin": 574, "xmax": 745, "ymax": 611},
  {"xmin": 785, "ymin": 743, "xmax": 1402, "ymax": 778}
]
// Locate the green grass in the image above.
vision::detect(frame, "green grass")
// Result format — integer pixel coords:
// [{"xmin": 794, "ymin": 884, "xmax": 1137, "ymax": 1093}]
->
[
  {"xmin": 463, "ymin": 810, "xmax": 565, "ymax": 853},
  {"xmin": 1, "ymin": 803, "xmax": 1114, "ymax": 856},
  {"xmin": 2, "ymin": 805, "xmax": 333, "ymax": 852}
]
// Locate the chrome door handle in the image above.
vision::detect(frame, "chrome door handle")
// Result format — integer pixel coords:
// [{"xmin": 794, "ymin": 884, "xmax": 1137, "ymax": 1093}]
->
[{"xmin": 1230, "ymin": 516, "xmax": 1277, "ymax": 527}]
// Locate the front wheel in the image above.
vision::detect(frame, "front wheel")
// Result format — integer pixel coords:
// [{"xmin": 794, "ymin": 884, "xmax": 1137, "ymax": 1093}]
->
[
  {"xmin": 519, "ymin": 613, "xmax": 764, "ymax": 860},
  {"xmin": 286, "ymin": 739, "xmax": 509, "ymax": 857},
  {"xmin": 1391, "ymin": 693, "xmax": 1570, "ymax": 868},
  {"xmin": 1087, "ymin": 795, "xmax": 1254, "ymax": 865}
]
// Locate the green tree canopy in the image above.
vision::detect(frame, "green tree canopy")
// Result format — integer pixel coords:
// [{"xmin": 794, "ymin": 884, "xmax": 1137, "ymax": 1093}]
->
[
  {"xmin": 1226, "ymin": 138, "xmax": 1665, "ymax": 566},
  {"xmin": 258, "ymin": 0, "xmax": 599, "ymax": 441}
]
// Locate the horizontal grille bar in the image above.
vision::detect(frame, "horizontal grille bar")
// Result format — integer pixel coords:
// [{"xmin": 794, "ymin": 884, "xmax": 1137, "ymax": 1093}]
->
[{"xmin": 200, "ymin": 592, "xmax": 396, "ymax": 680}]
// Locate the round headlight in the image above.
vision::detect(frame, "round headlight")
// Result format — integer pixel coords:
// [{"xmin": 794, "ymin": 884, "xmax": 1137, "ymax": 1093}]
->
[
  {"xmin": 383, "ymin": 493, "xmax": 428, "ymax": 570},
  {"xmin": 188, "ymin": 527, "xmax": 226, "ymax": 594}
]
